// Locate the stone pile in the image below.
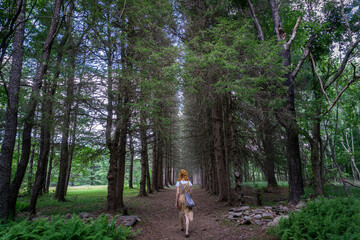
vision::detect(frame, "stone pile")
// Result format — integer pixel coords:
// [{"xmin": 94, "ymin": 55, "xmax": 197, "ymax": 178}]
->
[{"xmin": 225, "ymin": 201, "xmax": 305, "ymax": 227}]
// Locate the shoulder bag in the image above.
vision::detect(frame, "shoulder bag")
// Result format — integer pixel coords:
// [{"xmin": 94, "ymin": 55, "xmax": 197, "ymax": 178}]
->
[{"xmin": 180, "ymin": 182, "xmax": 195, "ymax": 208}]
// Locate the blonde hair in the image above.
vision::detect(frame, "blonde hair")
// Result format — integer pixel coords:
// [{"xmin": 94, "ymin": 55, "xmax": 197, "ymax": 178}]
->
[{"xmin": 178, "ymin": 169, "xmax": 189, "ymax": 181}]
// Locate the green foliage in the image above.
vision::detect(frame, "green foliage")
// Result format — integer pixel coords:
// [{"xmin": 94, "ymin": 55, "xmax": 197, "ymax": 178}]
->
[
  {"xmin": 304, "ymin": 185, "xmax": 360, "ymax": 199},
  {"xmin": 183, "ymin": 17, "xmax": 285, "ymax": 102},
  {"xmin": 15, "ymin": 201, "xmax": 29, "ymax": 213},
  {"xmin": 0, "ymin": 215, "xmax": 136, "ymax": 240},
  {"xmin": 275, "ymin": 197, "xmax": 360, "ymax": 240},
  {"xmin": 242, "ymin": 181, "xmax": 288, "ymax": 188}
]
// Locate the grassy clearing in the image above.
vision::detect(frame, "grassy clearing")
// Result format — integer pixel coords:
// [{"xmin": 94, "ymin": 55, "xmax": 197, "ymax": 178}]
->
[
  {"xmin": 17, "ymin": 185, "xmax": 139, "ymax": 215},
  {"xmin": 9, "ymin": 186, "xmax": 141, "ymax": 240}
]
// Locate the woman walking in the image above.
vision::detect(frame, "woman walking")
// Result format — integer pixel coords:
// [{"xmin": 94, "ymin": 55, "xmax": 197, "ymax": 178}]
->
[{"xmin": 175, "ymin": 169, "xmax": 193, "ymax": 238}]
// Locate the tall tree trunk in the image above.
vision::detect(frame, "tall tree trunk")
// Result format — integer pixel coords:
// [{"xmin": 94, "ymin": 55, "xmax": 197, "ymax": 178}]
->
[
  {"xmin": 65, "ymin": 102, "xmax": 79, "ymax": 195},
  {"xmin": 222, "ymin": 99, "xmax": 231, "ymax": 201},
  {"xmin": 28, "ymin": 107, "xmax": 51, "ymax": 213},
  {"xmin": 262, "ymin": 116, "xmax": 278, "ymax": 188},
  {"xmin": 209, "ymin": 142, "xmax": 218, "ymax": 195},
  {"xmin": 107, "ymin": 143, "xmax": 119, "ymax": 211},
  {"xmin": 138, "ymin": 112, "xmax": 148, "ymax": 196},
  {"xmin": 309, "ymin": 115, "xmax": 324, "ymax": 196},
  {"xmin": 164, "ymin": 159, "xmax": 170, "ymax": 187},
  {"xmin": 268, "ymin": 0, "xmax": 304, "ymax": 204},
  {"xmin": 152, "ymin": 132, "xmax": 159, "ymax": 192},
  {"xmin": 115, "ymin": 104, "xmax": 130, "ymax": 210},
  {"xmin": 228, "ymin": 95, "xmax": 243, "ymax": 202},
  {"xmin": 27, "ymin": 143, "xmax": 34, "ymax": 193},
  {"xmin": 106, "ymin": 58, "xmax": 121, "ymax": 211},
  {"xmin": 157, "ymin": 138, "xmax": 164, "ymax": 190},
  {"xmin": 54, "ymin": 39, "xmax": 76, "ymax": 202},
  {"xmin": 28, "ymin": 81, "xmax": 55, "ymax": 213},
  {"xmin": 27, "ymin": 134, "xmax": 37, "ymax": 195},
  {"xmin": 128, "ymin": 130, "xmax": 134, "ymax": 189},
  {"xmin": 45, "ymin": 135, "xmax": 55, "ymax": 194},
  {"xmin": 326, "ymin": 102, "xmax": 349, "ymax": 195},
  {"xmin": 0, "ymin": 0, "xmax": 26, "ymax": 220},
  {"xmin": 212, "ymin": 101, "xmax": 229, "ymax": 201},
  {"xmin": 42, "ymin": 29, "xmax": 68, "ymax": 196},
  {"xmin": 307, "ymin": 57, "xmax": 325, "ymax": 196},
  {"xmin": 145, "ymin": 152, "xmax": 152, "ymax": 194},
  {"xmin": 15, "ymin": 0, "xmax": 63, "ymax": 211}
]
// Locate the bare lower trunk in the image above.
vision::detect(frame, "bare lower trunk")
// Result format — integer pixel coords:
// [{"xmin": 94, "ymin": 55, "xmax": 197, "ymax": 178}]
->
[
  {"xmin": 327, "ymin": 102, "xmax": 349, "ymax": 195},
  {"xmin": 310, "ymin": 115, "xmax": 324, "ymax": 196},
  {"xmin": 28, "ymin": 89, "xmax": 53, "ymax": 213},
  {"xmin": 116, "ymin": 124, "xmax": 128, "ymax": 210},
  {"xmin": 212, "ymin": 102, "xmax": 229, "ymax": 202},
  {"xmin": 139, "ymin": 113, "xmax": 148, "ymax": 196},
  {"xmin": 263, "ymin": 118, "xmax": 278, "ymax": 188},
  {"xmin": 286, "ymin": 121, "xmax": 305, "ymax": 203},
  {"xmin": 228, "ymin": 95, "xmax": 243, "ymax": 203},
  {"xmin": 107, "ymin": 146, "xmax": 119, "ymax": 210},
  {"xmin": 27, "ymin": 145, "xmax": 34, "ymax": 193},
  {"xmin": 146, "ymin": 154, "xmax": 152, "ymax": 194},
  {"xmin": 65, "ymin": 103, "xmax": 78, "ymax": 195},
  {"xmin": 128, "ymin": 131, "xmax": 134, "ymax": 189},
  {"xmin": 157, "ymin": 138, "xmax": 164, "ymax": 190},
  {"xmin": 152, "ymin": 133, "xmax": 159, "ymax": 192},
  {"xmin": 45, "ymin": 139, "xmax": 55, "ymax": 194}
]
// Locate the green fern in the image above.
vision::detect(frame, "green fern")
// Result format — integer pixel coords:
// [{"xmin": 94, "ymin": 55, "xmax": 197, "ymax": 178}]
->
[
  {"xmin": 275, "ymin": 197, "xmax": 360, "ymax": 240},
  {"xmin": 0, "ymin": 215, "xmax": 136, "ymax": 240}
]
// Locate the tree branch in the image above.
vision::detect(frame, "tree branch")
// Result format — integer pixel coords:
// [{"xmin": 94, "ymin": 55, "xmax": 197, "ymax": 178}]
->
[
  {"xmin": 320, "ymin": 75, "xmax": 359, "ymax": 117},
  {"xmin": 340, "ymin": 0, "xmax": 352, "ymax": 39},
  {"xmin": 291, "ymin": 36, "xmax": 313, "ymax": 79},
  {"xmin": 119, "ymin": 0, "xmax": 127, "ymax": 21},
  {"xmin": 246, "ymin": 0, "xmax": 264, "ymax": 41},
  {"xmin": 325, "ymin": 36, "xmax": 360, "ymax": 90},
  {"xmin": 309, "ymin": 51, "xmax": 331, "ymax": 105},
  {"xmin": 286, "ymin": 16, "xmax": 302, "ymax": 51}
]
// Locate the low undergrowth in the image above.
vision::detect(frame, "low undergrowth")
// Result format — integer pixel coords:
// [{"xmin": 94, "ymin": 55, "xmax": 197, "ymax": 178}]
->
[
  {"xmin": 273, "ymin": 197, "xmax": 360, "ymax": 240},
  {"xmin": 0, "ymin": 215, "xmax": 136, "ymax": 240}
]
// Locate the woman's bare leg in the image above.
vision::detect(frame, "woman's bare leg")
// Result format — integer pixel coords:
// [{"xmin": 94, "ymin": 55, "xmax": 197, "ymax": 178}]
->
[
  {"xmin": 180, "ymin": 217, "xmax": 184, "ymax": 230},
  {"xmin": 185, "ymin": 215, "xmax": 190, "ymax": 235}
]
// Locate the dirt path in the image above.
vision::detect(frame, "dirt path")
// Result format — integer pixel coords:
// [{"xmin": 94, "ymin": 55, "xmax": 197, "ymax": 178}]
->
[{"xmin": 125, "ymin": 186, "xmax": 276, "ymax": 240}]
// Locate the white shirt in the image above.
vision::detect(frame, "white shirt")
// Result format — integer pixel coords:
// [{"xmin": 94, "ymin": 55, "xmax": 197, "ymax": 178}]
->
[{"xmin": 176, "ymin": 180, "xmax": 192, "ymax": 187}]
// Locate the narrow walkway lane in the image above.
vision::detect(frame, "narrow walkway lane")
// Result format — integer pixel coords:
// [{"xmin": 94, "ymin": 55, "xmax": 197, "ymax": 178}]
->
[{"xmin": 125, "ymin": 187, "xmax": 274, "ymax": 240}]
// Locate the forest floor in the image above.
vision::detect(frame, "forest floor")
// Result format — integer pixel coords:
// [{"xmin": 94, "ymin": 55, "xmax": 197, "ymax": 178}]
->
[{"xmin": 125, "ymin": 186, "xmax": 283, "ymax": 240}]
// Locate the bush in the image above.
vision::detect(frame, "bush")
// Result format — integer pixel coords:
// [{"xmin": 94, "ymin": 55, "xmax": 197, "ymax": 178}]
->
[
  {"xmin": 0, "ymin": 215, "xmax": 136, "ymax": 240},
  {"xmin": 275, "ymin": 197, "xmax": 360, "ymax": 240}
]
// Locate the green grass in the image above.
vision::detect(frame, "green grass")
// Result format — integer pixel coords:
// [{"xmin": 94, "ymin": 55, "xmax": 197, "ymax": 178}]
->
[
  {"xmin": 241, "ymin": 181, "xmax": 288, "ymax": 189},
  {"xmin": 17, "ymin": 185, "xmax": 139, "ymax": 215}
]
